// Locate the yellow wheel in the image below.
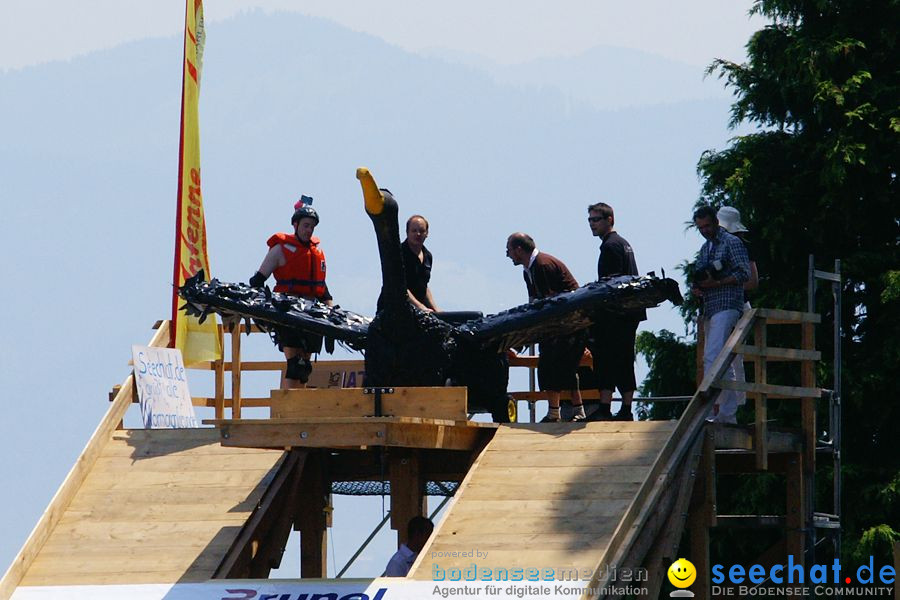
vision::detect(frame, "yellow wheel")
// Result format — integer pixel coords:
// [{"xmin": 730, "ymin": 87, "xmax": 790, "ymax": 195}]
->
[{"xmin": 507, "ymin": 396, "xmax": 517, "ymax": 423}]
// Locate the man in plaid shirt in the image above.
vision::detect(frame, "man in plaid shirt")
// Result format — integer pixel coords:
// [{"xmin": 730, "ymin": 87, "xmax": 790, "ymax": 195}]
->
[{"xmin": 692, "ymin": 205, "xmax": 751, "ymax": 423}]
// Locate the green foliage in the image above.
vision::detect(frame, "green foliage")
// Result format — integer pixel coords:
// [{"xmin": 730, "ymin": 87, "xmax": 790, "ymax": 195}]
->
[
  {"xmin": 635, "ymin": 330, "xmax": 696, "ymax": 420},
  {"xmin": 855, "ymin": 525, "xmax": 900, "ymax": 564},
  {"xmin": 641, "ymin": 0, "xmax": 900, "ymax": 565}
]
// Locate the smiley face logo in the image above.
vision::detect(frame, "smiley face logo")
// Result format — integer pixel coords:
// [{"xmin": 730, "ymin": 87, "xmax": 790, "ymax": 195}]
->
[{"xmin": 667, "ymin": 558, "xmax": 696, "ymax": 588}]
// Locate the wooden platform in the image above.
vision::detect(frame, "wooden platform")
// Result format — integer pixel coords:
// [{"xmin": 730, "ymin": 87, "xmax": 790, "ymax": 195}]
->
[
  {"xmin": 17, "ymin": 428, "xmax": 284, "ymax": 586},
  {"xmin": 206, "ymin": 417, "xmax": 497, "ymax": 451},
  {"xmin": 408, "ymin": 420, "xmax": 678, "ymax": 578}
]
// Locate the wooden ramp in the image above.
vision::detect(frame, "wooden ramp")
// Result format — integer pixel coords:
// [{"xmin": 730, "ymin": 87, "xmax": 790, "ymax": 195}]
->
[
  {"xmin": 17, "ymin": 428, "xmax": 284, "ymax": 586},
  {"xmin": 408, "ymin": 420, "xmax": 678, "ymax": 579}
]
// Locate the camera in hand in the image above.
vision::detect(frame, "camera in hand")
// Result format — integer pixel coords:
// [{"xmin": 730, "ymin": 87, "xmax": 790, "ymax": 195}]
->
[{"xmin": 693, "ymin": 259, "xmax": 725, "ymax": 285}]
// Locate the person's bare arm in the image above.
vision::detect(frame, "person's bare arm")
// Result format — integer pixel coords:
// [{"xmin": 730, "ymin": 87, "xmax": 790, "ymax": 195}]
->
[
  {"xmin": 424, "ymin": 287, "xmax": 439, "ymax": 312},
  {"xmin": 744, "ymin": 261, "xmax": 759, "ymax": 291},
  {"xmin": 407, "ymin": 289, "xmax": 433, "ymax": 312},
  {"xmin": 257, "ymin": 245, "xmax": 284, "ymax": 278}
]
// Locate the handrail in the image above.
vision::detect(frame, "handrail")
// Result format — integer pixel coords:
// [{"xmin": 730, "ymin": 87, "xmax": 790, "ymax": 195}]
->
[{"xmin": 585, "ymin": 306, "xmax": 822, "ymax": 598}]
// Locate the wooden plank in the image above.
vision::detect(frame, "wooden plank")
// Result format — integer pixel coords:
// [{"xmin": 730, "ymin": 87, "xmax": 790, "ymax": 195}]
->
[
  {"xmin": 460, "ymin": 481, "xmax": 642, "ymax": 502},
  {"xmin": 447, "ymin": 499, "xmax": 632, "ymax": 519},
  {"xmin": 231, "ymin": 326, "xmax": 242, "ymax": 419},
  {"xmin": 498, "ymin": 421, "xmax": 677, "ymax": 435},
  {"xmin": 65, "ymin": 485, "xmax": 274, "ymax": 509},
  {"xmin": 89, "ymin": 453, "xmax": 285, "ymax": 472},
  {"xmin": 389, "ymin": 449, "xmax": 426, "ymax": 545},
  {"xmin": 485, "ymin": 433, "xmax": 671, "ymax": 452},
  {"xmin": 635, "ymin": 435, "xmax": 704, "ymax": 600},
  {"xmin": 0, "ymin": 322, "xmax": 170, "ymax": 600},
  {"xmin": 40, "ymin": 521, "xmax": 246, "ymax": 547},
  {"xmin": 586, "ymin": 311, "xmax": 759, "ymax": 595},
  {"xmin": 477, "ymin": 448, "xmax": 660, "ymax": 468},
  {"xmin": 735, "ymin": 345, "xmax": 821, "ymax": 362},
  {"xmin": 57, "ymin": 503, "xmax": 260, "ymax": 524},
  {"xmin": 215, "ymin": 450, "xmax": 307, "ymax": 578},
  {"xmin": 714, "ymin": 380, "xmax": 821, "ymax": 399},
  {"xmin": 408, "ymin": 426, "xmax": 497, "ymax": 579},
  {"xmin": 297, "ymin": 452, "xmax": 329, "ymax": 578},
  {"xmin": 215, "ymin": 324, "xmax": 225, "ymax": 419},
  {"xmin": 688, "ymin": 428, "xmax": 716, "ymax": 599},
  {"xmin": 20, "ymin": 570, "xmax": 212, "ymax": 586},
  {"xmin": 785, "ymin": 452, "xmax": 805, "ymax": 598},
  {"xmin": 23, "ymin": 552, "xmax": 224, "ymax": 579},
  {"xmin": 424, "ymin": 532, "xmax": 610, "ymax": 551},
  {"xmin": 78, "ymin": 469, "xmax": 281, "ymax": 490},
  {"xmin": 714, "ymin": 427, "xmax": 802, "ymax": 454},
  {"xmin": 467, "ymin": 466, "xmax": 653, "ymax": 485},
  {"xmin": 755, "ymin": 308, "xmax": 821, "ymax": 324},
  {"xmin": 754, "ymin": 318, "xmax": 769, "ymax": 471},
  {"xmin": 270, "ymin": 386, "xmax": 468, "ymax": 421},
  {"xmin": 215, "ymin": 420, "xmax": 493, "ymax": 452}
]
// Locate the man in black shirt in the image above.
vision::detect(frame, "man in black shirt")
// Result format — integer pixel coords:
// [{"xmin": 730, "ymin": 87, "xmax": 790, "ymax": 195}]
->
[
  {"xmin": 587, "ymin": 202, "xmax": 646, "ymax": 421},
  {"xmin": 401, "ymin": 215, "xmax": 439, "ymax": 312}
]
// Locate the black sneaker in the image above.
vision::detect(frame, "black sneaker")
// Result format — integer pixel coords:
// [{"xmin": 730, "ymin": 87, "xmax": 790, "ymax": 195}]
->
[
  {"xmin": 569, "ymin": 413, "xmax": 587, "ymax": 422},
  {"xmin": 539, "ymin": 415, "xmax": 561, "ymax": 423},
  {"xmin": 613, "ymin": 409, "xmax": 634, "ymax": 421},
  {"xmin": 585, "ymin": 405, "xmax": 613, "ymax": 422}
]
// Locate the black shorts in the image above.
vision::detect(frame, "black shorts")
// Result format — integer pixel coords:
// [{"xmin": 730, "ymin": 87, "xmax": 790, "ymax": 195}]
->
[
  {"xmin": 590, "ymin": 318, "xmax": 638, "ymax": 393},
  {"xmin": 272, "ymin": 326, "xmax": 323, "ymax": 354},
  {"xmin": 537, "ymin": 332, "xmax": 587, "ymax": 392}
]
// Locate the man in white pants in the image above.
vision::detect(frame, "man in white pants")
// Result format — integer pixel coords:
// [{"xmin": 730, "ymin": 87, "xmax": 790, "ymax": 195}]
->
[{"xmin": 692, "ymin": 205, "xmax": 751, "ymax": 423}]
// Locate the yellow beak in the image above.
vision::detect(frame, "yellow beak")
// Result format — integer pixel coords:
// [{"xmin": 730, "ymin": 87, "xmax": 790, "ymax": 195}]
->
[{"xmin": 356, "ymin": 167, "xmax": 384, "ymax": 215}]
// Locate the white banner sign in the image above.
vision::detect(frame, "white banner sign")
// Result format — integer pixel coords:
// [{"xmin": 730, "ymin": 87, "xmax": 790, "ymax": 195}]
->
[
  {"xmin": 131, "ymin": 345, "xmax": 199, "ymax": 429},
  {"xmin": 9, "ymin": 579, "xmax": 635, "ymax": 600}
]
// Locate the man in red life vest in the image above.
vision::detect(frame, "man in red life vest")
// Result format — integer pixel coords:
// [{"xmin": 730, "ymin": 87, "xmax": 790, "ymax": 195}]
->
[{"xmin": 249, "ymin": 196, "xmax": 333, "ymax": 388}]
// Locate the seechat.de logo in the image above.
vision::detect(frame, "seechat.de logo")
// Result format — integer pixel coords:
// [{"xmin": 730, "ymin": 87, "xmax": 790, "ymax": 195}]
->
[{"xmin": 667, "ymin": 558, "xmax": 696, "ymax": 597}]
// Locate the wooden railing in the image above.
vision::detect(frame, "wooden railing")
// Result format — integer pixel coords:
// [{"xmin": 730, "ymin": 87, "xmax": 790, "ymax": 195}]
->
[{"xmin": 585, "ymin": 307, "xmax": 821, "ymax": 599}]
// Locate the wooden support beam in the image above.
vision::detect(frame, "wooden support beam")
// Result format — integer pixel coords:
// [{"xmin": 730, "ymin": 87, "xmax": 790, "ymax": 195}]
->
[
  {"xmin": 270, "ymin": 387, "xmax": 468, "ymax": 421},
  {"xmin": 785, "ymin": 451, "xmax": 805, "ymax": 595},
  {"xmin": 389, "ymin": 449, "xmax": 426, "ymax": 548},
  {"xmin": 628, "ymin": 434, "xmax": 704, "ymax": 600},
  {"xmin": 231, "ymin": 326, "xmax": 243, "ymax": 419},
  {"xmin": 735, "ymin": 345, "xmax": 821, "ymax": 362},
  {"xmin": 713, "ymin": 380, "xmax": 821, "ymax": 399},
  {"xmin": 754, "ymin": 318, "xmax": 768, "ymax": 471},
  {"xmin": 754, "ymin": 308, "xmax": 821, "ymax": 324},
  {"xmin": 297, "ymin": 451, "xmax": 329, "ymax": 578},
  {"xmin": 214, "ymin": 325, "xmax": 226, "ymax": 420},
  {"xmin": 713, "ymin": 427, "xmax": 802, "ymax": 455},
  {"xmin": 687, "ymin": 428, "xmax": 716, "ymax": 600},
  {"xmin": 213, "ymin": 450, "xmax": 304, "ymax": 578},
  {"xmin": 210, "ymin": 418, "xmax": 496, "ymax": 452}
]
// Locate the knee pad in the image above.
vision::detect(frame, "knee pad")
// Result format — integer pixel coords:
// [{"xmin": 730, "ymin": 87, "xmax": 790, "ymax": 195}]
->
[{"xmin": 286, "ymin": 356, "xmax": 312, "ymax": 383}]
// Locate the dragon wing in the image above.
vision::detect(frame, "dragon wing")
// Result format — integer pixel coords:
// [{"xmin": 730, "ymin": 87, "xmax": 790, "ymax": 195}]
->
[
  {"xmin": 455, "ymin": 274, "xmax": 683, "ymax": 352},
  {"xmin": 178, "ymin": 271, "xmax": 371, "ymax": 350}
]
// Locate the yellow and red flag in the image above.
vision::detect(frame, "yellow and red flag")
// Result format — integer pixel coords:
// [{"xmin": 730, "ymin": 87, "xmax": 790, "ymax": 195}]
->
[{"xmin": 171, "ymin": 0, "xmax": 221, "ymax": 363}]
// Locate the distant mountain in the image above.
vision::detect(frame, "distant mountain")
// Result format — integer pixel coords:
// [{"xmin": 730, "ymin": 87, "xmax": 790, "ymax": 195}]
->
[{"xmin": 421, "ymin": 44, "xmax": 729, "ymax": 110}]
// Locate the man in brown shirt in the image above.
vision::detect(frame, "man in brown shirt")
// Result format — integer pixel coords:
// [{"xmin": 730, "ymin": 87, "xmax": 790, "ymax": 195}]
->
[{"xmin": 506, "ymin": 232, "xmax": 587, "ymax": 422}]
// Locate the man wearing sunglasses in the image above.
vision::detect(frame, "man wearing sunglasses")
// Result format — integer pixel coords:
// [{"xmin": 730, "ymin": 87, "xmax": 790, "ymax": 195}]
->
[{"xmin": 586, "ymin": 202, "xmax": 645, "ymax": 421}]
